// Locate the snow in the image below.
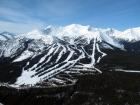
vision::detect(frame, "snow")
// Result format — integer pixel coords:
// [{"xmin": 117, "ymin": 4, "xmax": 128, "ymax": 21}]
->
[
  {"xmin": 2, "ymin": 38, "xmax": 25, "ymax": 57},
  {"xmin": 20, "ymin": 29, "xmax": 54, "ymax": 44},
  {"xmin": 13, "ymin": 50, "xmax": 33, "ymax": 62},
  {"xmin": 35, "ymin": 24, "xmax": 123, "ymax": 48},
  {"xmin": 51, "ymin": 25, "xmax": 140, "ymax": 42},
  {"xmin": 0, "ymin": 102, "xmax": 4, "ymax": 105},
  {"xmin": 0, "ymin": 35, "xmax": 7, "ymax": 41},
  {"xmin": 14, "ymin": 42, "xmax": 86, "ymax": 85},
  {"xmin": 61, "ymin": 24, "xmax": 96, "ymax": 39},
  {"xmin": 1, "ymin": 24, "xmax": 140, "ymax": 43},
  {"xmin": 0, "ymin": 32, "xmax": 15, "ymax": 41},
  {"xmin": 14, "ymin": 24, "xmax": 140, "ymax": 48},
  {"xmin": 53, "ymin": 24, "xmax": 101, "ymax": 44},
  {"xmin": 51, "ymin": 78, "xmax": 65, "ymax": 84},
  {"xmin": 38, "ymin": 54, "xmax": 47, "ymax": 63},
  {"xmin": 96, "ymin": 43, "xmax": 107, "ymax": 63},
  {"xmin": 108, "ymin": 27, "xmax": 140, "ymax": 41},
  {"xmin": 91, "ymin": 38, "xmax": 96, "ymax": 65},
  {"xmin": 100, "ymin": 32, "xmax": 124, "ymax": 49},
  {"xmin": 15, "ymin": 69, "xmax": 41, "ymax": 85},
  {"xmin": 115, "ymin": 69, "xmax": 140, "ymax": 73},
  {"xmin": 55, "ymin": 46, "xmax": 65, "ymax": 62}
]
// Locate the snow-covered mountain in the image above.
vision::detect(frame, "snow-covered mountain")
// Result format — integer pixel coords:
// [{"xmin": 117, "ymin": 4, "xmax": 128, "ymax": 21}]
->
[
  {"xmin": 0, "ymin": 31, "xmax": 15, "ymax": 41},
  {"xmin": 0, "ymin": 24, "xmax": 140, "ymax": 87},
  {"xmin": 108, "ymin": 27, "xmax": 140, "ymax": 41}
]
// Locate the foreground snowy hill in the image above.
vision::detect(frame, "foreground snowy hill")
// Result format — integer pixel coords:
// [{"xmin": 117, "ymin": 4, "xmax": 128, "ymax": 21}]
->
[{"xmin": 0, "ymin": 24, "xmax": 140, "ymax": 87}]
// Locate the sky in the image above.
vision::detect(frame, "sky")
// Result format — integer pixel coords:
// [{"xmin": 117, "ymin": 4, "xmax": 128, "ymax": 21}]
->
[{"xmin": 0, "ymin": 0, "xmax": 140, "ymax": 33}]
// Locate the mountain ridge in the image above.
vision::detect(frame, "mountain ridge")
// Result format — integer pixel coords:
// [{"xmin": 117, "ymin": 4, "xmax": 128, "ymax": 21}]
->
[{"xmin": 0, "ymin": 24, "xmax": 140, "ymax": 87}]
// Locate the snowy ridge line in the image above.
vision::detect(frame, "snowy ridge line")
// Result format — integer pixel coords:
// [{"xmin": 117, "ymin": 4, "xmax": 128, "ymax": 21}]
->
[{"xmin": 25, "ymin": 24, "xmax": 140, "ymax": 43}]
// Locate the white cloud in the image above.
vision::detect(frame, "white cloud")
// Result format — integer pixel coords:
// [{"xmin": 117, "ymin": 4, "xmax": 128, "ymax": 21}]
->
[
  {"xmin": 0, "ymin": 4, "xmax": 45, "ymax": 33},
  {"xmin": 0, "ymin": 20, "xmax": 43, "ymax": 33},
  {"xmin": 0, "ymin": 0, "xmax": 82, "ymax": 33}
]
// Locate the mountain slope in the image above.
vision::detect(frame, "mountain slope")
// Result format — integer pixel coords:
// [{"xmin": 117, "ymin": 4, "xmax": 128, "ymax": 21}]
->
[{"xmin": 1, "ymin": 24, "xmax": 140, "ymax": 87}]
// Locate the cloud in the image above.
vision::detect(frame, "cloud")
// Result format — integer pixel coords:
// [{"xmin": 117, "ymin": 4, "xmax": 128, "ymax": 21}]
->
[
  {"xmin": 0, "ymin": 0, "xmax": 74, "ymax": 32},
  {"xmin": 0, "ymin": 0, "xmax": 140, "ymax": 32},
  {"xmin": 0, "ymin": 0, "xmax": 83, "ymax": 33},
  {"xmin": 0, "ymin": 0, "xmax": 44, "ymax": 32},
  {"xmin": 0, "ymin": 0, "xmax": 45, "ymax": 33},
  {"xmin": 0, "ymin": 20, "xmax": 43, "ymax": 33}
]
